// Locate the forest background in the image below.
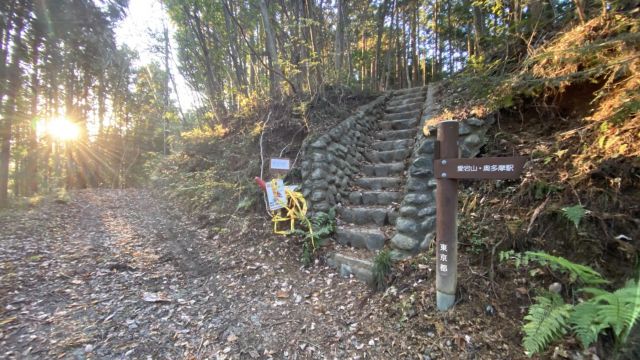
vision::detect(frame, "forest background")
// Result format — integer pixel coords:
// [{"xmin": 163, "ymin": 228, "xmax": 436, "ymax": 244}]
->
[{"xmin": 4, "ymin": 0, "xmax": 634, "ymax": 207}]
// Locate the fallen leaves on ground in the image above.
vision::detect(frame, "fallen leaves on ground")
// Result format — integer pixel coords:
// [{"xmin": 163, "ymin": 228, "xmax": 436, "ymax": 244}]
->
[{"xmin": 1, "ymin": 188, "xmax": 529, "ymax": 359}]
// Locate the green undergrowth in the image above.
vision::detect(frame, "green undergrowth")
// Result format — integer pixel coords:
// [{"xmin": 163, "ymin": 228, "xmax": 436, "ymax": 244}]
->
[
  {"xmin": 372, "ymin": 249, "xmax": 393, "ymax": 291},
  {"xmin": 292, "ymin": 208, "xmax": 336, "ymax": 266},
  {"xmin": 500, "ymin": 251, "xmax": 640, "ymax": 357}
]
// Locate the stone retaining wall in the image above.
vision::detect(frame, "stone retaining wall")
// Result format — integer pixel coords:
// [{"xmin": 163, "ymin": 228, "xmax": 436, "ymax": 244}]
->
[
  {"xmin": 390, "ymin": 87, "xmax": 495, "ymax": 258},
  {"xmin": 300, "ymin": 95, "xmax": 390, "ymax": 213}
]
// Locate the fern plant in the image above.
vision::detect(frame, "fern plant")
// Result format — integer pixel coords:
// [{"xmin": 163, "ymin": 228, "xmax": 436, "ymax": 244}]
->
[
  {"xmin": 499, "ymin": 250, "xmax": 608, "ymax": 286},
  {"xmin": 570, "ymin": 300, "xmax": 609, "ymax": 348},
  {"xmin": 523, "ymin": 292, "xmax": 573, "ymax": 356},
  {"xmin": 293, "ymin": 208, "xmax": 336, "ymax": 265},
  {"xmin": 502, "ymin": 251, "xmax": 640, "ymax": 357},
  {"xmin": 561, "ymin": 204, "xmax": 587, "ymax": 229},
  {"xmin": 577, "ymin": 279, "xmax": 640, "ymax": 348}
]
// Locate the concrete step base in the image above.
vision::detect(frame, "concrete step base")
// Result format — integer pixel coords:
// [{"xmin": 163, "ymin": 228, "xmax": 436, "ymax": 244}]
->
[
  {"xmin": 348, "ymin": 191, "xmax": 403, "ymax": 206},
  {"xmin": 327, "ymin": 252, "xmax": 374, "ymax": 284},
  {"xmin": 376, "ymin": 129, "xmax": 417, "ymax": 141},
  {"xmin": 366, "ymin": 148, "xmax": 411, "ymax": 163},
  {"xmin": 334, "ymin": 227, "xmax": 386, "ymax": 251},
  {"xmin": 385, "ymin": 103, "xmax": 422, "ymax": 114},
  {"xmin": 383, "ymin": 110, "xmax": 421, "ymax": 121},
  {"xmin": 392, "ymin": 86, "xmax": 427, "ymax": 96},
  {"xmin": 355, "ymin": 177, "xmax": 402, "ymax": 191},
  {"xmin": 380, "ymin": 118, "xmax": 419, "ymax": 131},
  {"xmin": 361, "ymin": 162, "xmax": 405, "ymax": 177},
  {"xmin": 372, "ymin": 139, "xmax": 414, "ymax": 151},
  {"xmin": 387, "ymin": 98, "xmax": 424, "ymax": 108},
  {"xmin": 338, "ymin": 206, "xmax": 398, "ymax": 226},
  {"xmin": 389, "ymin": 94, "xmax": 424, "ymax": 105}
]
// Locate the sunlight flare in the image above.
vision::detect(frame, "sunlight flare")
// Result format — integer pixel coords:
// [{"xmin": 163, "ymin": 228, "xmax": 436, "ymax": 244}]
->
[{"xmin": 43, "ymin": 117, "xmax": 81, "ymax": 141}]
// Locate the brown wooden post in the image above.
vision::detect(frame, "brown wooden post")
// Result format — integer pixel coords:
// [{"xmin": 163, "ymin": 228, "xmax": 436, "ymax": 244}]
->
[{"xmin": 436, "ymin": 120, "xmax": 459, "ymax": 311}]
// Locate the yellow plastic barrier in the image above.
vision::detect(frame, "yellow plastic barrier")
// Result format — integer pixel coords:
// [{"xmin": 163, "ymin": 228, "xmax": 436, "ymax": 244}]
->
[{"xmin": 270, "ymin": 180, "xmax": 310, "ymax": 236}]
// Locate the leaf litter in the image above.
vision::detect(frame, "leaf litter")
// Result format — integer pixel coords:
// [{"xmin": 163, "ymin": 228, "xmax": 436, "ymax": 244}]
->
[{"xmin": 1, "ymin": 188, "xmax": 527, "ymax": 359}]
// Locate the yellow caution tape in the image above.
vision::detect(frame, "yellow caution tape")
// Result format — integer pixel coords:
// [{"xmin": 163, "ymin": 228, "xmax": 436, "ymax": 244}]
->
[{"xmin": 270, "ymin": 179, "xmax": 310, "ymax": 235}]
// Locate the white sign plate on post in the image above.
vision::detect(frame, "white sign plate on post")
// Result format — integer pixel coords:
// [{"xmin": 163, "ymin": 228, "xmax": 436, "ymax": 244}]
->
[
  {"xmin": 266, "ymin": 179, "xmax": 287, "ymax": 211},
  {"xmin": 270, "ymin": 158, "xmax": 290, "ymax": 171}
]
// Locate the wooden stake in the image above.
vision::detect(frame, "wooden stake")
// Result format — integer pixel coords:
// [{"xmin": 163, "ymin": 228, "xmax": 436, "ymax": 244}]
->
[{"xmin": 436, "ymin": 120, "xmax": 458, "ymax": 311}]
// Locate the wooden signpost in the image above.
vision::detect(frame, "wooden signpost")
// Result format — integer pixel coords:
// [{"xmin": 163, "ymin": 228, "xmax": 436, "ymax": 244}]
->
[{"xmin": 434, "ymin": 121, "xmax": 527, "ymax": 311}]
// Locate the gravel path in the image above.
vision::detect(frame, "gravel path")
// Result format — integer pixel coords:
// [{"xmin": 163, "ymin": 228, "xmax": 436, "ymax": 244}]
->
[
  {"xmin": 1, "ymin": 189, "xmax": 530, "ymax": 360},
  {"xmin": 0, "ymin": 189, "xmax": 392, "ymax": 359}
]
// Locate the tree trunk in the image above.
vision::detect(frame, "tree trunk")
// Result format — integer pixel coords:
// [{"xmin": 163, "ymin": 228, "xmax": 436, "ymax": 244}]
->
[
  {"xmin": 345, "ymin": 8, "xmax": 352, "ymax": 86},
  {"xmin": 403, "ymin": 13, "xmax": 411, "ymax": 88},
  {"xmin": 0, "ymin": 17, "xmax": 24, "ymax": 207},
  {"xmin": 259, "ymin": 0, "xmax": 281, "ymax": 98},
  {"xmin": 98, "ymin": 70, "xmax": 106, "ymax": 133},
  {"xmin": 384, "ymin": 0, "xmax": 397, "ymax": 90},
  {"xmin": 26, "ymin": 33, "xmax": 41, "ymax": 195},
  {"xmin": 447, "ymin": 0, "xmax": 453, "ymax": 74},
  {"xmin": 293, "ymin": 0, "xmax": 306, "ymax": 93},
  {"xmin": 64, "ymin": 56, "xmax": 76, "ymax": 189},
  {"xmin": 392, "ymin": 2, "xmax": 400, "ymax": 88},
  {"xmin": 304, "ymin": 0, "xmax": 322, "ymax": 92},
  {"xmin": 183, "ymin": 3, "xmax": 226, "ymax": 120},
  {"xmin": 334, "ymin": 0, "xmax": 345, "ymax": 78},
  {"xmin": 0, "ymin": 0, "xmax": 17, "ymax": 113},
  {"xmin": 361, "ymin": 30, "xmax": 365, "ymax": 90},
  {"xmin": 472, "ymin": 4, "xmax": 484, "ymax": 56},
  {"xmin": 573, "ymin": 0, "xmax": 586, "ymax": 24},
  {"xmin": 432, "ymin": 0, "xmax": 440, "ymax": 79},
  {"xmin": 223, "ymin": 1, "xmax": 247, "ymax": 97},
  {"xmin": 411, "ymin": 2, "xmax": 419, "ymax": 84},
  {"xmin": 374, "ymin": 0, "xmax": 390, "ymax": 90}
]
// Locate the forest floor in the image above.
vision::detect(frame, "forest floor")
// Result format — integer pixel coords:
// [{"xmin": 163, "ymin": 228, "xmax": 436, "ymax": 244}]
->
[{"xmin": 1, "ymin": 188, "xmax": 528, "ymax": 360}]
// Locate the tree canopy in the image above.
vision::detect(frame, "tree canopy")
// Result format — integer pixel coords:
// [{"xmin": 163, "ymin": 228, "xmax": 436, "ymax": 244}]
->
[{"xmin": 0, "ymin": 0, "xmax": 634, "ymax": 206}]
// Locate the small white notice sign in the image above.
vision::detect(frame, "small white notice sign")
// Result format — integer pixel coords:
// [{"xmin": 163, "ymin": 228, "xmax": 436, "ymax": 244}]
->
[
  {"xmin": 266, "ymin": 179, "xmax": 287, "ymax": 211},
  {"xmin": 270, "ymin": 158, "xmax": 290, "ymax": 171}
]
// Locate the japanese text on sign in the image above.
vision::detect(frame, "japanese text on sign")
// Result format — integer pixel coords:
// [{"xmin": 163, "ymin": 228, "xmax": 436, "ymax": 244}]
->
[
  {"xmin": 456, "ymin": 164, "xmax": 515, "ymax": 172},
  {"xmin": 439, "ymin": 243, "xmax": 448, "ymax": 273},
  {"xmin": 434, "ymin": 156, "xmax": 527, "ymax": 180}
]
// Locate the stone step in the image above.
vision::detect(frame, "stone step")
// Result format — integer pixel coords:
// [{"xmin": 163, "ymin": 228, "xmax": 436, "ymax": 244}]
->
[
  {"xmin": 355, "ymin": 177, "xmax": 402, "ymax": 190},
  {"xmin": 362, "ymin": 162, "xmax": 405, "ymax": 177},
  {"xmin": 366, "ymin": 148, "xmax": 411, "ymax": 163},
  {"xmin": 383, "ymin": 110, "xmax": 421, "ymax": 121},
  {"xmin": 393, "ymin": 86, "xmax": 427, "ymax": 96},
  {"xmin": 327, "ymin": 252, "xmax": 374, "ymax": 283},
  {"xmin": 338, "ymin": 206, "xmax": 398, "ymax": 226},
  {"xmin": 380, "ymin": 118, "xmax": 419, "ymax": 130},
  {"xmin": 391, "ymin": 94, "xmax": 424, "ymax": 104},
  {"xmin": 334, "ymin": 227, "xmax": 386, "ymax": 251},
  {"xmin": 393, "ymin": 89, "xmax": 427, "ymax": 99},
  {"xmin": 348, "ymin": 190, "xmax": 404, "ymax": 206},
  {"xmin": 376, "ymin": 129, "xmax": 417, "ymax": 141},
  {"xmin": 372, "ymin": 139, "xmax": 414, "ymax": 151},
  {"xmin": 387, "ymin": 98, "xmax": 424, "ymax": 108},
  {"xmin": 385, "ymin": 103, "xmax": 423, "ymax": 114}
]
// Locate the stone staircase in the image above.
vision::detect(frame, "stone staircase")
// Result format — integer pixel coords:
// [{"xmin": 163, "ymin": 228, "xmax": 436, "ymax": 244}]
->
[
  {"xmin": 300, "ymin": 84, "xmax": 494, "ymax": 284},
  {"xmin": 334, "ymin": 86, "xmax": 427, "ymax": 252}
]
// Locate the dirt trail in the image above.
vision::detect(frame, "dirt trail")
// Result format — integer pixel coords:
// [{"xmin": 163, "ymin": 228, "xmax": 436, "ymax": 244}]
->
[
  {"xmin": 0, "ymin": 189, "xmax": 393, "ymax": 359},
  {"xmin": 1, "ymin": 189, "xmax": 529, "ymax": 360}
]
